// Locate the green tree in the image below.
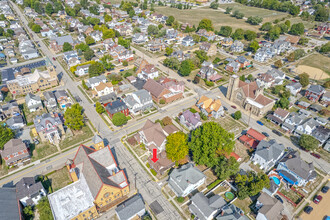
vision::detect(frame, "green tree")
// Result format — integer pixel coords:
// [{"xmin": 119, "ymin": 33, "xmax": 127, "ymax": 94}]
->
[
  {"xmin": 239, "ymin": 75, "xmax": 245, "ymax": 82},
  {"xmin": 82, "ymin": 80, "xmax": 89, "ymax": 90},
  {"xmin": 104, "ymin": 14, "xmax": 112, "ymax": 22},
  {"xmin": 31, "ymin": 24, "xmax": 41, "ymax": 33},
  {"xmin": 235, "ymin": 172, "xmax": 270, "ymax": 200},
  {"xmin": 166, "ymin": 132, "xmax": 188, "ymax": 163},
  {"xmin": 118, "ymin": 37, "xmax": 130, "ymax": 49},
  {"xmin": 214, "ymin": 156, "xmax": 239, "ymax": 181},
  {"xmin": 84, "ymin": 49, "xmax": 95, "ymax": 61},
  {"xmin": 189, "ymin": 122, "xmax": 235, "ymax": 167},
  {"xmin": 299, "ymin": 134, "xmax": 318, "ymax": 151},
  {"xmin": 319, "ymin": 42, "xmax": 330, "ymax": 54},
  {"xmin": 198, "ymin": 18, "xmax": 213, "ymax": 31},
  {"xmin": 278, "ymin": 23, "xmax": 289, "ymax": 34},
  {"xmin": 102, "ymin": 29, "xmax": 115, "ymax": 40},
  {"xmin": 95, "ymin": 102, "xmax": 105, "ymax": 114},
  {"xmin": 165, "ymin": 47, "xmax": 173, "ymax": 56},
  {"xmin": 218, "ymin": 26, "xmax": 232, "ymax": 37},
  {"xmin": 232, "ymin": 28, "xmax": 244, "ymax": 40},
  {"xmin": 0, "ymin": 126, "xmax": 14, "ymax": 150},
  {"xmin": 45, "ymin": 3, "xmax": 54, "ymax": 16},
  {"xmin": 210, "ymin": 1, "xmax": 219, "ymax": 9},
  {"xmin": 298, "ymin": 37, "xmax": 309, "ymax": 46},
  {"xmin": 23, "ymin": 206, "xmax": 34, "ymax": 220},
  {"xmin": 244, "ymin": 30, "xmax": 257, "ymax": 41},
  {"xmin": 315, "ymin": 4, "xmax": 329, "ymax": 22},
  {"xmin": 285, "ymin": 20, "xmax": 291, "ymax": 28},
  {"xmin": 179, "ymin": 59, "xmax": 194, "ymax": 76},
  {"xmin": 88, "ymin": 62, "xmax": 104, "ymax": 77},
  {"xmin": 275, "ymin": 97, "xmax": 290, "ymax": 109},
  {"xmin": 268, "ymin": 26, "xmax": 281, "ymax": 41},
  {"xmin": 163, "ymin": 57, "xmax": 180, "ymax": 70},
  {"xmin": 122, "ymin": 60, "xmax": 128, "ymax": 66},
  {"xmin": 62, "ymin": 42, "xmax": 73, "ymax": 52},
  {"xmin": 85, "ymin": 36, "xmax": 95, "ymax": 45},
  {"xmin": 290, "ymin": 23, "xmax": 305, "ymax": 35},
  {"xmin": 299, "ymin": 73, "xmax": 309, "ymax": 87},
  {"xmin": 225, "ymin": 6, "xmax": 233, "ymax": 14},
  {"xmin": 64, "ymin": 103, "xmax": 85, "ymax": 130},
  {"xmin": 166, "ymin": 15, "xmax": 175, "ymax": 26},
  {"xmin": 75, "ymin": 43, "xmax": 89, "ymax": 52},
  {"xmin": 112, "ymin": 112, "xmax": 128, "ymax": 126},
  {"xmin": 274, "ymin": 60, "xmax": 283, "ymax": 68},
  {"xmin": 247, "ymin": 16, "xmax": 263, "ymax": 25},
  {"xmin": 248, "ymin": 40, "xmax": 260, "ymax": 53},
  {"xmin": 147, "ymin": 25, "xmax": 159, "ymax": 36},
  {"xmin": 36, "ymin": 197, "xmax": 53, "ymax": 220},
  {"xmin": 194, "ymin": 50, "xmax": 208, "ymax": 63},
  {"xmin": 233, "ymin": 111, "xmax": 242, "ymax": 120},
  {"xmin": 260, "ymin": 22, "xmax": 272, "ymax": 31},
  {"xmin": 287, "ymin": 52, "xmax": 295, "ymax": 62}
]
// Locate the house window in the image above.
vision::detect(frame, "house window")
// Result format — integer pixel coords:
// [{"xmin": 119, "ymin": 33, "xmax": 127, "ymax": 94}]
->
[
  {"xmin": 104, "ymin": 192, "xmax": 110, "ymax": 198},
  {"xmin": 236, "ymin": 92, "xmax": 243, "ymax": 100}
]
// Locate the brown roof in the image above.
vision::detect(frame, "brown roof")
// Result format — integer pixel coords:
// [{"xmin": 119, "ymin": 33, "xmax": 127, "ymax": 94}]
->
[
  {"xmin": 140, "ymin": 120, "xmax": 167, "ymax": 148},
  {"xmin": 285, "ymin": 35, "xmax": 300, "ymax": 44},
  {"xmin": 143, "ymin": 79, "xmax": 168, "ymax": 99},
  {"xmin": 240, "ymin": 81, "xmax": 259, "ymax": 99},
  {"xmin": 94, "ymin": 82, "xmax": 113, "ymax": 92},
  {"xmin": 255, "ymin": 94, "xmax": 274, "ymax": 106},
  {"xmin": 197, "ymin": 95, "xmax": 222, "ymax": 112},
  {"xmin": 148, "ymin": 151, "xmax": 175, "ymax": 174},
  {"xmin": 257, "ymin": 73, "xmax": 275, "ymax": 83},
  {"xmin": 274, "ymin": 108, "xmax": 289, "ymax": 118},
  {"xmin": 258, "ymin": 192, "xmax": 284, "ymax": 220},
  {"xmin": 142, "ymin": 64, "xmax": 157, "ymax": 74},
  {"xmin": 163, "ymin": 124, "xmax": 179, "ymax": 135},
  {"xmin": 0, "ymin": 139, "xmax": 29, "ymax": 165}
]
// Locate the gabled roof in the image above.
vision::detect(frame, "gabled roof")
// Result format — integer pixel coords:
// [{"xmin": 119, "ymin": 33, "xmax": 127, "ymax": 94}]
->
[
  {"xmin": 257, "ymin": 192, "xmax": 284, "ymax": 220},
  {"xmin": 16, "ymin": 177, "xmax": 44, "ymax": 205},
  {"xmin": 143, "ymin": 79, "xmax": 168, "ymax": 98},
  {"xmin": 115, "ymin": 194, "xmax": 145, "ymax": 220},
  {"xmin": 140, "ymin": 120, "xmax": 167, "ymax": 147},
  {"xmin": 105, "ymin": 99, "xmax": 128, "ymax": 114},
  {"xmin": 247, "ymin": 128, "xmax": 266, "ymax": 141},
  {"xmin": 0, "ymin": 187, "xmax": 22, "ymax": 220},
  {"xmin": 307, "ymin": 84, "xmax": 325, "ymax": 94},
  {"xmin": 254, "ymin": 139, "xmax": 285, "ymax": 163}
]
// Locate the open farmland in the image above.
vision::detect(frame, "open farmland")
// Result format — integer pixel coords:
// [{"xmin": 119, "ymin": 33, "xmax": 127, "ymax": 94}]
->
[
  {"xmin": 155, "ymin": 7, "xmax": 259, "ymax": 31},
  {"xmin": 218, "ymin": 3, "xmax": 288, "ymax": 23}
]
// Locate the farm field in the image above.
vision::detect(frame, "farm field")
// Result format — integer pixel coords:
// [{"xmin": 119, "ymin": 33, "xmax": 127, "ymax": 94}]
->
[
  {"xmin": 218, "ymin": 3, "xmax": 288, "ymax": 23},
  {"xmin": 155, "ymin": 6, "xmax": 259, "ymax": 31},
  {"xmin": 296, "ymin": 53, "xmax": 330, "ymax": 79}
]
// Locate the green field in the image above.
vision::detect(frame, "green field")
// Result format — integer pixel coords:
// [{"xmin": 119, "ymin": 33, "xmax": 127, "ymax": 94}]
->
[
  {"xmin": 155, "ymin": 6, "xmax": 259, "ymax": 31},
  {"xmin": 298, "ymin": 53, "xmax": 330, "ymax": 76},
  {"xmin": 218, "ymin": 3, "xmax": 288, "ymax": 23},
  {"xmin": 284, "ymin": 17, "xmax": 318, "ymax": 30}
]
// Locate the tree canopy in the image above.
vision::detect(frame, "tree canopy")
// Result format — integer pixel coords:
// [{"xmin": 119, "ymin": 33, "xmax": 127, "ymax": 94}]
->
[
  {"xmin": 95, "ymin": 102, "xmax": 105, "ymax": 114},
  {"xmin": 299, "ymin": 73, "xmax": 309, "ymax": 87},
  {"xmin": 218, "ymin": 26, "xmax": 232, "ymax": 37},
  {"xmin": 198, "ymin": 18, "xmax": 214, "ymax": 31},
  {"xmin": 88, "ymin": 62, "xmax": 104, "ymax": 77},
  {"xmin": 299, "ymin": 134, "xmax": 318, "ymax": 151},
  {"xmin": 179, "ymin": 59, "xmax": 194, "ymax": 76},
  {"xmin": 189, "ymin": 122, "xmax": 235, "ymax": 167},
  {"xmin": 166, "ymin": 132, "xmax": 189, "ymax": 163},
  {"xmin": 214, "ymin": 156, "xmax": 239, "ymax": 181},
  {"xmin": 62, "ymin": 42, "xmax": 73, "ymax": 52},
  {"xmin": 290, "ymin": 23, "xmax": 305, "ymax": 35},
  {"xmin": 233, "ymin": 111, "xmax": 242, "ymax": 120},
  {"xmin": 64, "ymin": 103, "xmax": 85, "ymax": 130},
  {"xmin": 36, "ymin": 197, "xmax": 53, "ymax": 220},
  {"xmin": 112, "ymin": 112, "xmax": 128, "ymax": 126},
  {"xmin": 0, "ymin": 126, "xmax": 14, "ymax": 150}
]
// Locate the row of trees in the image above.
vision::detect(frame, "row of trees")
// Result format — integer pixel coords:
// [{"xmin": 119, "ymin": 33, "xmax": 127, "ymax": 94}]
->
[{"xmin": 218, "ymin": 26, "xmax": 259, "ymax": 42}]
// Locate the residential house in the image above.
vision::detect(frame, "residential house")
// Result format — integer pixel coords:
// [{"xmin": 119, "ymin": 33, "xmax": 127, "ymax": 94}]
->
[
  {"xmin": 25, "ymin": 93, "xmax": 43, "ymax": 112},
  {"xmin": 294, "ymin": 118, "xmax": 319, "ymax": 136},
  {"xmin": 0, "ymin": 187, "xmax": 23, "ymax": 220},
  {"xmin": 40, "ymin": 28, "xmax": 54, "ymax": 37},
  {"xmin": 54, "ymin": 90, "xmax": 72, "ymax": 109},
  {"xmin": 168, "ymin": 163, "xmax": 206, "ymax": 197},
  {"xmin": 254, "ymin": 47, "xmax": 275, "ymax": 62},
  {"xmin": 92, "ymin": 82, "xmax": 114, "ymax": 98},
  {"xmin": 199, "ymin": 62, "xmax": 221, "ymax": 82},
  {"xmin": 255, "ymin": 192, "xmax": 284, "ymax": 220},
  {"xmin": 105, "ymin": 99, "xmax": 129, "ymax": 119},
  {"xmin": 86, "ymin": 75, "xmax": 107, "ymax": 89},
  {"xmin": 281, "ymin": 112, "xmax": 304, "ymax": 133},
  {"xmin": 305, "ymin": 85, "xmax": 325, "ymax": 102},
  {"xmin": 312, "ymin": 126, "xmax": 330, "ymax": 145},
  {"xmin": 180, "ymin": 110, "xmax": 202, "ymax": 130},
  {"xmin": 0, "ymin": 139, "xmax": 30, "ymax": 167},
  {"xmin": 285, "ymin": 35, "xmax": 300, "ymax": 45},
  {"xmin": 199, "ymin": 42, "xmax": 217, "ymax": 56},
  {"xmin": 170, "ymin": 50, "xmax": 187, "ymax": 61},
  {"xmin": 267, "ymin": 108, "xmax": 289, "ymax": 125},
  {"xmin": 235, "ymin": 56, "xmax": 251, "ymax": 69},
  {"xmin": 103, "ymin": 38, "xmax": 115, "ymax": 51},
  {"xmin": 256, "ymin": 73, "xmax": 276, "ymax": 89},
  {"xmin": 181, "ymin": 36, "xmax": 194, "ymax": 47},
  {"xmin": 277, "ymin": 151, "xmax": 316, "ymax": 186},
  {"xmin": 6, "ymin": 115, "xmax": 25, "ymax": 130},
  {"xmin": 0, "ymin": 101, "xmax": 20, "ymax": 118},
  {"xmin": 123, "ymin": 89, "xmax": 153, "ymax": 115},
  {"xmin": 189, "ymin": 192, "xmax": 226, "ymax": 220},
  {"xmin": 34, "ymin": 113, "xmax": 64, "ymax": 144},
  {"xmin": 147, "ymin": 38, "xmax": 165, "ymax": 52},
  {"xmin": 298, "ymin": 109, "xmax": 311, "ymax": 117},
  {"xmin": 239, "ymin": 128, "xmax": 266, "ymax": 148},
  {"xmin": 75, "ymin": 64, "xmax": 90, "ymax": 76},
  {"xmin": 49, "ymin": 145, "xmax": 129, "ymax": 219},
  {"xmin": 226, "ymin": 75, "xmax": 275, "ymax": 116},
  {"xmin": 16, "ymin": 177, "xmax": 46, "ymax": 207},
  {"xmin": 221, "ymin": 37, "xmax": 233, "ymax": 47},
  {"xmin": 148, "ymin": 151, "xmax": 176, "ymax": 175},
  {"xmin": 251, "ymin": 139, "xmax": 285, "ymax": 171},
  {"xmin": 132, "ymin": 33, "xmax": 148, "ymax": 44},
  {"xmin": 90, "ymin": 30, "xmax": 102, "ymax": 42},
  {"xmin": 315, "ymin": 117, "xmax": 327, "ymax": 126},
  {"xmin": 110, "ymin": 45, "xmax": 134, "ymax": 62},
  {"xmin": 49, "ymin": 35, "xmax": 74, "ymax": 53},
  {"xmin": 267, "ymin": 69, "xmax": 285, "ymax": 85},
  {"xmin": 317, "ymin": 22, "xmax": 330, "ymax": 34},
  {"xmin": 286, "ymin": 82, "xmax": 302, "ymax": 96},
  {"xmin": 43, "ymin": 91, "xmax": 57, "ymax": 110},
  {"xmin": 297, "ymin": 101, "xmax": 310, "ymax": 109},
  {"xmin": 230, "ymin": 40, "xmax": 244, "ymax": 53},
  {"xmin": 309, "ymin": 104, "xmax": 322, "ymax": 112},
  {"xmin": 324, "ymin": 140, "xmax": 330, "ymax": 152},
  {"xmin": 143, "ymin": 79, "xmax": 183, "ymax": 104},
  {"xmin": 225, "ymin": 61, "xmax": 240, "ymax": 73},
  {"xmin": 63, "ymin": 51, "xmax": 80, "ymax": 67},
  {"xmin": 196, "ymin": 95, "xmax": 224, "ymax": 119},
  {"xmin": 115, "ymin": 195, "xmax": 146, "ymax": 220},
  {"xmin": 216, "ymin": 204, "xmax": 248, "ymax": 220},
  {"xmin": 138, "ymin": 64, "xmax": 159, "ymax": 80}
]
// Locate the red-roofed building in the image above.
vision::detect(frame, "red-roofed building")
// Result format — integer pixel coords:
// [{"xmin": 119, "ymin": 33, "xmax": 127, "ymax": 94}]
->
[
  {"xmin": 239, "ymin": 128, "xmax": 266, "ymax": 149},
  {"xmin": 225, "ymin": 152, "xmax": 242, "ymax": 162}
]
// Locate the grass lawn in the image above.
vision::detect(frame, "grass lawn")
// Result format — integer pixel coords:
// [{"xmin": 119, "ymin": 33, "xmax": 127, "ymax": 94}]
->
[
  {"xmin": 155, "ymin": 6, "xmax": 259, "ymax": 31},
  {"xmin": 59, "ymin": 125, "xmax": 93, "ymax": 150},
  {"xmin": 279, "ymin": 186, "xmax": 304, "ymax": 204},
  {"xmin": 220, "ymin": 116, "xmax": 247, "ymax": 137},
  {"xmin": 284, "ymin": 17, "xmax": 318, "ymax": 30},
  {"xmin": 47, "ymin": 167, "xmax": 72, "ymax": 192},
  {"xmin": 297, "ymin": 53, "xmax": 330, "ymax": 76},
  {"xmin": 218, "ymin": 3, "xmax": 288, "ymax": 23},
  {"xmin": 232, "ymin": 197, "xmax": 253, "ymax": 214},
  {"xmin": 21, "ymin": 103, "xmax": 48, "ymax": 125},
  {"xmin": 31, "ymin": 143, "xmax": 58, "ymax": 161}
]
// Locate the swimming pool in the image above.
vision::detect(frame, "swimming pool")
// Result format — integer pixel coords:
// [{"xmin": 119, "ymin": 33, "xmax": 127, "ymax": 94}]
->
[{"xmin": 270, "ymin": 176, "xmax": 281, "ymax": 185}]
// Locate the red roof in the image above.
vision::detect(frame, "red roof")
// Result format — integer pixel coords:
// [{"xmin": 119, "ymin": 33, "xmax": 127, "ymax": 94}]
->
[
  {"xmin": 225, "ymin": 152, "xmax": 241, "ymax": 161},
  {"xmin": 247, "ymin": 128, "xmax": 266, "ymax": 141},
  {"xmin": 239, "ymin": 135, "xmax": 259, "ymax": 148}
]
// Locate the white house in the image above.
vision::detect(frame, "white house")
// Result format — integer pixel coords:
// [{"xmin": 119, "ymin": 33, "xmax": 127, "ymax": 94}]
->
[
  {"xmin": 16, "ymin": 177, "xmax": 46, "ymax": 207},
  {"xmin": 86, "ymin": 75, "xmax": 107, "ymax": 89},
  {"xmin": 75, "ymin": 64, "xmax": 90, "ymax": 76},
  {"xmin": 138, "ymin": 64, "xmax": 159, "ymax": 80},
  {"xmin": 286, "ymin": 82, "xmax": 302, "ymax": 96},
  {"xmin": 294, "ymin": 118, "xmax": 319, "ymax": 136},
  {"xmin": 168, "ymin": 163, "xmax": 206, "ymax": 197},
  {"xmin": 92, "ymin": 82, "xmax": 114, "ymax": 97},
  {"xmin": 123, "ymin": 89, "xmax": 153, "ymax": 115},
  {"xmin": 25, "ymin": 93, "xmax": 43, "ymax": 112}
]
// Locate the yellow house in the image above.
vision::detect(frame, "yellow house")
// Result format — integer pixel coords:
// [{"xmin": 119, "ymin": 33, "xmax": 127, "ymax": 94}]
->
[{"xmin": 92, "ymin": 134, "xmax": 105, "ymax": 150}]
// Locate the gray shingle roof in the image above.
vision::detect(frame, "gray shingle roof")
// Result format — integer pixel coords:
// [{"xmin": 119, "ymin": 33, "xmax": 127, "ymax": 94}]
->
[
  {"xmin": 307, "ymin": 84, "xmax": 325, "ymax": 94},
  {"xmin": 51, "ymin": 35, "xmax": 73, "ymax": 46},
  {"xmin": 254, "ymin": 139, "xmax": 285, "ymax": 163},
  {"xmin": 216, "ymin": 204, "xmax": 248, "ymax": 220},
  {"xmin": 33, "ymin": 113, "xmax": 62, "ymax": 133},
  {"xmin": 115, "ymin": 194, "xmax": 145, "ymax": 220},
  {"xmin": 0, "ymin": 187, "xmax": 21, "ymax": 220},
  {"xmin": 16, "ymin": 177, "xmax": 44, "ymax": 205}
]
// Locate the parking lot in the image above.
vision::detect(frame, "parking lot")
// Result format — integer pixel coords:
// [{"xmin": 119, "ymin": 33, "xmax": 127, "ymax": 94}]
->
[{"xmin": 300, "ymin": 183, "xmax": 330, "ymax": 220}]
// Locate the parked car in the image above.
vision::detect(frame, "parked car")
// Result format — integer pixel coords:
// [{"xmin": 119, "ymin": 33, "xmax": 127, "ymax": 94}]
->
[
  {"xmin": 257, "ymin": 121, "xmax": 264, "ymax": 126},
  {"xmin": 223, "ymin": 106, "xmax": 228, "ymax": 111},
  {"xmin": 292, "ymin": 79, "xmax": 297, "ymax": 83},
  {"xmin": 262, "ymin": 132, "xmax": 269, "ymax": 137},
  {"xmin": 304, "ymin": 206, "xmax": 313, "ymax": 214},
  {"xmin": 311, "ymin": 152, "xmax": 321, "ymax": 159},
  {"xmin": 313, "ymin": 195, "xmax": 322, "ymax": 204},
  {"xmin": 231, "ymin": 105, "xmax": 237, "ymax": 109},
  {"xmin": 272, "ymin": 129, "xmax": 283, "ymax": 136},
  {"xmin": 33, "ymin": 138, "xmax": 39, "ymax": 145},
  {"xmin": 274, "ymin": 195, "xmax": 283, "ymax": 203},
  {"xmin": 52, "ymin": 57, "xmax": 56, "ymax": 61},
  {"xmin": 321, "ymin": 186, "xmax": 329, "ymax": 193}
]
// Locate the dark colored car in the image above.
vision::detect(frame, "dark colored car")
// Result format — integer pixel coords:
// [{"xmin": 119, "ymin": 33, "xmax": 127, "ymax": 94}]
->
[
  {"xmin": 257, "ymin": 121, "xmax": 264, "ymax": 126},
  {"xmin": 223, "ymin": 106, "xmax": 228, "ymax": 111},
  {"xmin": 272, "ymin": 129, "xmax": 283, "ymax": 136},
  {"xmin": 275, "ymin": 195, "xmax": 283, "ymax": 203},
  {"xmin": 304, "ymin": 206, "xmax": 313, "ymax": 214},
  {"xmin": 311, "ymin": 152, "xmax": 321, "ymax": 159},
  {"xmin": 262, "ymin": 132, "xmax": 269, "ymax": 137},
  {"xmin": 321, "ymin": 186, "xmax": 329, "ymax": 193},
  {"xmin": 313, "ymin": 195, "xmax": 322, "ymax": 204},
  {"xmin": 231, "ymin": 105, "xmax": 237, "ymax": 109},
  {"xmin": 52, "ymin": 57, "xmax": 56, "ymax": 61}
]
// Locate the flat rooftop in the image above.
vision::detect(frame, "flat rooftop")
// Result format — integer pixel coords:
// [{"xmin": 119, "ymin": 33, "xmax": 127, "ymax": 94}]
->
[{"xmin": 48, "ymin": 174, "xmax": 95, "ymax": 220}]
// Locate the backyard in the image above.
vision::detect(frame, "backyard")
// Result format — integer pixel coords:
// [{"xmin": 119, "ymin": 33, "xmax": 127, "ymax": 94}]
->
[
  {"xmin": 155, "ymin": 6, "xmax": 260, "ymax": 31},
  {"xmin": 59, "ymin": 125, "xmax": 94, "ymax": 150},
  {"xmin": 31, "ymin": 143, "xmax": 58, "ymax": 161},
  {"xmin": 219, "ymin": 115, "xmax": 247, "ymax": 138},
  {"xmin": 46, "ymin": 167, "xmax": 72, "ymax": 192}
]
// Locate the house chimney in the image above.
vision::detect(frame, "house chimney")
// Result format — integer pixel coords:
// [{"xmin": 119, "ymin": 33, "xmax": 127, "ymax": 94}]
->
[
  {"xmin": 110, "ymin": 103, "xmax": 112, "ymax": 106},
  {"xmin": 221, "ymin": 210, "xmax": 224, "ymax": 216}
]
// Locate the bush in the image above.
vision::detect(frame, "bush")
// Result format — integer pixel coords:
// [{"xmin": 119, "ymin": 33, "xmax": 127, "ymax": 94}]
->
[
  {"xmin": 112, "ymin": 112, "xmax": 128, "ymax": 126},
  {"xmin": 199, "ymin": 112, "xmax": 208, "ymax": 120},
  {"xmin": 146, "ymin": 163, "xmax": 150, "ymax": 168},
  {"xmin": 159, "ymin": 99, "xmax": 165, "ymax": 104},
  {"xmin": 190, "ymin": 108, "xmax": 197, "ymax": 113},
  {"xmin": 207, "ymin": 179, "xmax": 222, "ymax": 189},
  {"xmin": 205, "ymin": 81, "xmax": 214, "ymax": 87},
  {"xmin": 233, "ymin": 111, "xmax": 242, "ymax": 120},
  {"xmin": 176, "ymin": 197, "xmax": 185, "ymax": 203},
  {"xmin": 150, "ymin": 169, "xmax": 157, "ymax": 176}
]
